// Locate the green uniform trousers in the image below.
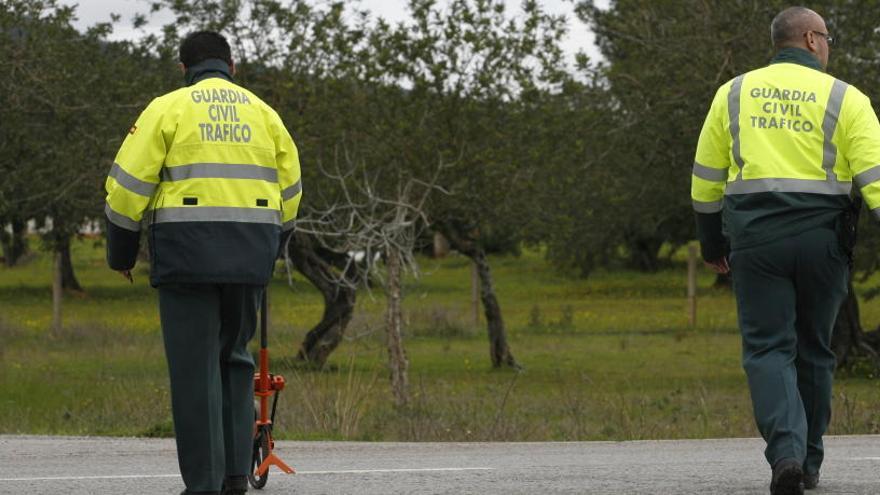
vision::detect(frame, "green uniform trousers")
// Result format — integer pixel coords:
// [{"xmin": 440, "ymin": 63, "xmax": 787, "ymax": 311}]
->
[
  {"xmin": 729, "ymin": 227, "xmax": 848, "ymax": 475},
  {"xmin": 159, "ymin": 283, "xmax": 263, "ymax": 493}
]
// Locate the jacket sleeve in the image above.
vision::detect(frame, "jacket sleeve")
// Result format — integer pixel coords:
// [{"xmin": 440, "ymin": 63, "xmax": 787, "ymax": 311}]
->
[
  {"xmin": 270, "ymin": 109, "xmax": 302, "ymax": 232},
  {"xmin": 840, "ymin": 88, "xmax": 880, "ymax": 218},
  {"xmin": 692, "ymin": 82, "xmax": 733, "ymax": 262},
  {"xmin": 104, "ymin": 98, "xmax": 168, "ymax": 270}
]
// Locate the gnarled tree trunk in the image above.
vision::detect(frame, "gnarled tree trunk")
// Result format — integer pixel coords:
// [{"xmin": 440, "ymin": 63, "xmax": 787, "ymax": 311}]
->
[
  {"xmin": 832, "ymin": 279, "xmax": 879, "ymax": 367},
  {"xmin": 625, "ymin": 234, "xmax": 663, "ymax": 272},
  {"xmin": 436, "ymin": 222, "xmax": 519, "ymax": 369},
  {"xmin": 384, "ymin": 245, "xmax": 409, "ymax": 407},
  {"xmin": 473, "ymin": 248, "xmax": 518, "ymax": 368},
  {"xmin": 52, "ymin": 251, "xmax": 63, "ymax": 335},
  {"xmin": 289, "ymin": 232, "xmax": 357, "ymax": 368},
  {"xmin": 59, "ymin": 238, "xmax": 82, "ymax": 291},
  {"xmin": 1, "ymin": 218, "xmax": 28, "ymax": 267}
]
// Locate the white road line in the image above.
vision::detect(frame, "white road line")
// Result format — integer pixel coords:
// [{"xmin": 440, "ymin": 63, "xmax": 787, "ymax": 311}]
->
[
  {"xmin": 303, "ymin": 468, "xmax": 493, "ymax": 475},
  {"xmin": 849, "ymin": 457, "xmax": 880, "ymax": 461},
  {"xmin": 0, "ymin": 475, "xmax": 181, "ymax": 482},
  {"xmin": 0, "ymin": 467, "xmax": 494, "ymax": 482}
]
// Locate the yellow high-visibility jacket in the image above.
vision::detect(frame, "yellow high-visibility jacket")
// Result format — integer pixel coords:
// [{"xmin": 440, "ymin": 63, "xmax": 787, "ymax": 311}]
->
[
  {"xmin": 105, "ymin": 65, "xmax": 302, "ymax": 285},
  {"xmin": 692, "ymin": 48, "xmax": 880, "ymax": 261}
]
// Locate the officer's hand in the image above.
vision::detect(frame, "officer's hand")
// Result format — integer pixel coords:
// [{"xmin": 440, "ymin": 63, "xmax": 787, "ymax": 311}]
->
[
  {"xmin": 704, "ymin": 257, "xmax": 730, "ymax": 275},
  {"xmin": 117, "ymin": 270, "xmax": 133, "ymax": 284}
]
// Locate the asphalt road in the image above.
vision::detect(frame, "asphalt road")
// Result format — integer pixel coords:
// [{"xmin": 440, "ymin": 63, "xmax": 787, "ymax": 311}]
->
[{"xmin": 0, "ymin": 435, "xmax": 878, "ymax": 494}]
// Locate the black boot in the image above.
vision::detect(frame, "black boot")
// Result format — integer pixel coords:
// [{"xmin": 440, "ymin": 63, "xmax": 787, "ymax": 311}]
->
[
  {"xmin": 770, "ymin": 458, "xmax": 804, "ymax": 495},
  {"xmin": 803, "ymin": 471, "xmax": 819, "ymax": 490},
  {"xmin": 221, "ymin": 475, "xmax": 248, "ymax": 495}
]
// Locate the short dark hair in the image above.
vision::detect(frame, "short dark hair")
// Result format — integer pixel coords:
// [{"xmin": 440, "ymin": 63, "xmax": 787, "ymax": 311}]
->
[
  {"xmin": 770, "ymin": 7, "xmax": 815, "ymax": 48},
  {"xmin": 179, "ymin": 31, "xmax": 232, "ymax": 68}
]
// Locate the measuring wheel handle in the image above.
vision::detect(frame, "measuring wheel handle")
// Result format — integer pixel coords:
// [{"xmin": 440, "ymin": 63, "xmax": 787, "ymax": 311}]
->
[
  {"xmin": 248, "ymin": 289, "xmax": 295, "ymax": 490},
  {"xmin": 252, "ymin": 373, "xmax": 286, "ymax": 392}
]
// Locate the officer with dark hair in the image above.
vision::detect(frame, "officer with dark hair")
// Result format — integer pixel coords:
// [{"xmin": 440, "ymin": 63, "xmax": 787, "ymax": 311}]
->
[
  {"xmin": 692, "ymin": 6, "xmax": 880, "ymax": 495},
  {"xmin": 104, "ymin": 31, "xmax": 302, "ymax": 495}
]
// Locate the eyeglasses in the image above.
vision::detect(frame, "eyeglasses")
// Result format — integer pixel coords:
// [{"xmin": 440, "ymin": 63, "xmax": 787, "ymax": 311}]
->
[{"xmin": 808, "ymin": 31, "xmax": 835, "ymax": 46}]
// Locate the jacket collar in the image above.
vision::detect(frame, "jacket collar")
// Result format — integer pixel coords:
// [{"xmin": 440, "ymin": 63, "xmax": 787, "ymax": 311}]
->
[
  {"xmin": 184, "ymin": 58, "xmax": 233, "ymax": 86},
  {"xmin": 770, "ymin": 47, "xmax": 824, "ymax": 72}
]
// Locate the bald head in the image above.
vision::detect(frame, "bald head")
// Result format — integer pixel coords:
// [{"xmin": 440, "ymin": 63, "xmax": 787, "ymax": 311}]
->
[
  {"xmin": 771, "ymin": 7, "xmax": 823, "ymax": 48},
  {"xmin": 770, "ymin": 6, "xmax": 831, "ymax": 68}
]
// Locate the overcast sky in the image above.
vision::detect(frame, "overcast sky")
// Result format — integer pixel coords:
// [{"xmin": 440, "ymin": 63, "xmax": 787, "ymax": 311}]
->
[{"xmin": 60, "ymin": 0, "xmax": 604, "ymax": 65}]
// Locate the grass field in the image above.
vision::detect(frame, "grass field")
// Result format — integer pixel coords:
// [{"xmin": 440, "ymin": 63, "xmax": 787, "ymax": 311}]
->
[{"xmin": 1, "ymin": 238, "xmax": 879, "ymax": 441}]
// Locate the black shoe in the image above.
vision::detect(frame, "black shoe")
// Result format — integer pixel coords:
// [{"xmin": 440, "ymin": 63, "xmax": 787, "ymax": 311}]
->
[
  {"xmin": 803, "ymin": 471, "xmax": 819, "ymax": 490},
  {"xmin": 770, "ymin": 458, "xmax": 804, "ymax": 495},
  {"xmin": 221, "ymin": 475, "xmax": 248, "ymax": 495}
]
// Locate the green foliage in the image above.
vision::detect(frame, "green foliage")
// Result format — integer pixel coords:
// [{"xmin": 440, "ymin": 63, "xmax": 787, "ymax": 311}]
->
[
  {"xmin": 2, "ymin": 241, "xmax": 880, "ymax": 439},
  {"xmin": 4, "ymin": 3, "xmax": 880, "ymax": 432},
  {"xmin": 0, "ymin": 0, "xmax": 176, "ymax": 257},
  {"xmin": 823, "ymin": 1, "xmax": 880, "ymax": 292},
  {"xmin": 520, "ymin": 77, "xmax": 620, "ymax": 275},
  {"xmin": 154, "ymin": 0, "xmax": 567, "ymax": 248},
  {"xmin": 7, "ymin": 0, "xmax": 880, "ymax": 282},
  {"xmin": 526, "ymin": 303, "xmax": 575, "ymax": 332},
  {"xmin": 536, "ymin": 0, "xmax": 880, "ymax": 278},
  {"xmin": 530, "ymin": 0, "xmax": 787, "ymax": 276}
]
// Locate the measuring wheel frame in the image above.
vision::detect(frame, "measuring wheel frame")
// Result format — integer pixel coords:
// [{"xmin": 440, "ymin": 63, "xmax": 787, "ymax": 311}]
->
[{"xmin": 247, "ymin": 289, "xmax": 295, "ymax": 490}]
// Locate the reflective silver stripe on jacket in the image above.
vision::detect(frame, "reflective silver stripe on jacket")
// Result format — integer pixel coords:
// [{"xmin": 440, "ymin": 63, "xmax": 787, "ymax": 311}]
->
[
  {"xmin": 161, "ymin": 163, "xmax": 278, "ymax": 183},
  {"xmin": 147, "ymin": 206, "xmax": 281, "ymax": 225},
  {"xmin": 109, "ymin": 163, "xmax": 157, "ymax": 197},
  {"xmin": 693, "ymin": 199, "xmax": 723, "ymax": 214},
  {"xmin": 105, "ymin": 202, "xmax": 141, "ymax": 232},
  {"xmin": 728, "ymin": 75, "xmax": 745, "ymax": 180},
  {"xmin": 726, "ymin": 77, "xmax": 851, "ymax": 195},
  {"xmin": 821, "ymin": 79, "xmax": 849, "ymax": 181},
  {"xmin": 281, "ymin": 180, "xmax": 302, "ymax": 201},
  {"xmin": 692, "ymin": 161, "xmax": 728, "ymax": 182},
  {"xmin": 725, "ymin": 178, "xmax": 852, "ymax": 195},
  {"xmin": 854, "ymin": 164, "xmax": 880, "ymax": 188}
]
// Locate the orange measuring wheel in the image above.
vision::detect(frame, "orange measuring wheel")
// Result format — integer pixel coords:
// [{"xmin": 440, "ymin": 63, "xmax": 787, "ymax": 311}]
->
[{"xmin": 248, "ymin": 290, "xmax": 295, "ymax": 490}]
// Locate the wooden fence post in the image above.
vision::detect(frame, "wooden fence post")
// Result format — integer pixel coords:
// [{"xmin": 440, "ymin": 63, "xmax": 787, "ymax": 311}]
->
[
  {"xmin": 471, "ymin": 261, "xmax": 480, "ymax": 327},
  {"xmin": 687, "ymin": 243, "xmax": 698, "ymax": 328},
  {"xmin": 52, "ymin": 251, "xmax": 63, "ymax": 335}
]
